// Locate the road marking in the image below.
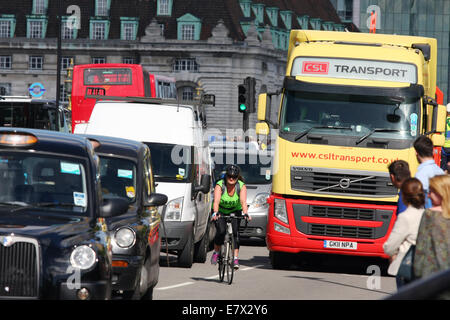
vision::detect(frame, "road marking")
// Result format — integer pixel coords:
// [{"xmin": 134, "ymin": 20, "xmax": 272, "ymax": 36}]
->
[
  {"xmin": 156, "ymin": 265, "xmax": 264, "ymax": 290},
  {"xmin": 156, "ymin": 281, "xmax": 194, "ymax": 291}
]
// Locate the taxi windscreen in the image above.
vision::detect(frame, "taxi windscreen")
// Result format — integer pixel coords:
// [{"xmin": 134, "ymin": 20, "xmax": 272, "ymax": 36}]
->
[{"xmin": 0, "ymin": 153, "xmax": 88, "ymax": 214}]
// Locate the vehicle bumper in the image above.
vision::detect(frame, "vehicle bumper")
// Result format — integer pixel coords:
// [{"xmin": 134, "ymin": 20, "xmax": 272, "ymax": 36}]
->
[
  {"xmin": 266, "ymin": 196, "xmax": 397, "ymax": 259},
  {"xmin": 59, "ymin": 280, "xmax": 111, "ymax": 300},
  {"xmin": 160, "ymin": 221, "xmax": 193, "ymax": 251},
  {"xmin": 239, "ymin": 213, "xmax": 267, "ymax": 239},
  {"xmin": 111, "ymin": 255, "xmax": 143, "ymax": 292}
]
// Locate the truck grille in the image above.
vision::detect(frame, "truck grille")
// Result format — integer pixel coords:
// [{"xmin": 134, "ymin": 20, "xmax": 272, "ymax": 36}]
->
[
  {"xmin": 291, "ymin": 166, "xmax": 396, "ymax": 198},
  {"xmin": 311, "ymin": 206, "xmax": 375, "ymax": 220},
  {"xmin": 292, "ymin": 204, "xmax": 392, "ymax": 240},
  {"xmin": 309, "ymin": 224, "xmax": 374, "ymax": 239},
  {"xmin": 0, "ymin": 236, "xmax": 39, "ymax": 298}
]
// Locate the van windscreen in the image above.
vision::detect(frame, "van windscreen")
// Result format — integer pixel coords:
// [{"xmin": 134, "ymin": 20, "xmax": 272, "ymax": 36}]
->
[{"xmin": 144, "ymin": 142, "xmax": 192, "ymax": 183}]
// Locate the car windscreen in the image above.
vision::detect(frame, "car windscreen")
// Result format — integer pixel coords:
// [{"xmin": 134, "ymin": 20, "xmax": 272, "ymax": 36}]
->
[
  {"xmin": 0, "ymin": 102, "xmax": 58, "ymax": 130},
  {"xmin": 144, "ymin": 142, "xmax": 192, "ymax": 183},
  {"xmin": 211, "ymin": 152, "xmax": 272, "ymax": 184},
  {"xmin": 99, "ymin": 156, "xmax": 137, "ymax": 203},
  {"xmin": 0, "ymin": 153, "xmax": 88, "ymax": 214}
]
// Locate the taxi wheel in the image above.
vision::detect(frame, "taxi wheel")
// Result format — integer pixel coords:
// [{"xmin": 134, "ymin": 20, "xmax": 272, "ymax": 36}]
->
[{"xmin": 123, "ymin": 257, "xmax": 152, "ymax": 300}]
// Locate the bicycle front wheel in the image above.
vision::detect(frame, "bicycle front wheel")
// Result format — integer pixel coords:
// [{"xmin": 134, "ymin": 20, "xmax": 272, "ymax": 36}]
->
[{"xmin": 225, "ymin": 239, "xmax": 235, "ymax": 285}]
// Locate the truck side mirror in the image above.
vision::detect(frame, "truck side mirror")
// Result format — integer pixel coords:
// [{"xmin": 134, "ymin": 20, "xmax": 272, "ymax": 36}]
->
[{"xmin": 257, "ymin": 93, "xmax": 268, "ymax": 122}]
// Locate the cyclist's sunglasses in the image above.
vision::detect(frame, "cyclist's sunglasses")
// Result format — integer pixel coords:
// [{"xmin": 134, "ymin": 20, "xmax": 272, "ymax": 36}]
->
[{"xmin": 226, "ymin": 174, "xmax": 238, "ymax": 180}]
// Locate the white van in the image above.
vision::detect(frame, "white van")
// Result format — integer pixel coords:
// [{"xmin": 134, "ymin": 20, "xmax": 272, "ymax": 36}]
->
[{"xmin": 75, "ymin": 100, "xmax": 212, "ymax": 268}]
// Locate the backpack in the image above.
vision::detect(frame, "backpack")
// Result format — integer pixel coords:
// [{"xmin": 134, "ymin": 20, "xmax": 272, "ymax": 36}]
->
[{"xmin": 218, "ymin": 179, "xmax": 241, "ymax": 196}]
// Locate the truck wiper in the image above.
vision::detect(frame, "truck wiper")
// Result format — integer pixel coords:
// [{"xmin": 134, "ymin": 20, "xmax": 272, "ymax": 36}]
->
[
  {"xmin": 356, "ymin": 128, "xmax": 401, "ymax": 145},
  {"xmin": 294, "ymin": 125, "xmax": 353, "ymax": 141}
]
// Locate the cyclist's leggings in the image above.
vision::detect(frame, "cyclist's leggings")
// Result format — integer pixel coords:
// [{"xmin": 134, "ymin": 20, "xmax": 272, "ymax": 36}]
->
[{"xmin": 214, "ymin": 211, "xmax": 241, "ymax": 250}]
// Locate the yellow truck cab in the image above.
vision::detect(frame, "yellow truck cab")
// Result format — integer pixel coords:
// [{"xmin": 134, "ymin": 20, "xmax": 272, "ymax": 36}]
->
[{"xmin": 257, "ymin": 30, "xmax": 447, "ymax": 268}]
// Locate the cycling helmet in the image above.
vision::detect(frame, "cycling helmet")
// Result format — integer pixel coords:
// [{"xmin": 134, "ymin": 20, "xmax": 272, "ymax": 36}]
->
[{"xmin": 225, "ymin": 164, "xmax": 240, "ymax": 179}]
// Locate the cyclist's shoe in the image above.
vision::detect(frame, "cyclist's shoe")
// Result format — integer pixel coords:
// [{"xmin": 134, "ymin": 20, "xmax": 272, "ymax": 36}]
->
[
  {"xmin": 233, "ymin": 258, "xmax": 239, "ymax": 269},
  {"xmin": 211, "ymin": 252, "xmax": 219, "ymax": 265}
]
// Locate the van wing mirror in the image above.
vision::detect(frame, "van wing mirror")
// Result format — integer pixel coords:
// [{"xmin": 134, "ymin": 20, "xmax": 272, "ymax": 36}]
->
[
  {"xmin": 194, "ymin": 174, "xmax": 211, "ymax": 195},
  {"xmin": 145, "ymin": 193, "xmax": 168, "ymax": 207}
]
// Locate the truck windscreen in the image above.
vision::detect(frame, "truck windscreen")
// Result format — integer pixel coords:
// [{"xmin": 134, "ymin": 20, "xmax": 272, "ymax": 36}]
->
[{"xmin": 280, "ymin": 89, "xmax": 420, "ymax": 144}]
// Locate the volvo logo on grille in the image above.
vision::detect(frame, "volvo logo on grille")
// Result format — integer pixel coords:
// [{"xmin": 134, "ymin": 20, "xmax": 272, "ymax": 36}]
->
[
  {"xmin": 339, "ymin": 178, "xmax": 351, "ymax": 189},
  {"xmin": 0, "ymin": 235, "xmax": 15, "ymax": 247}
]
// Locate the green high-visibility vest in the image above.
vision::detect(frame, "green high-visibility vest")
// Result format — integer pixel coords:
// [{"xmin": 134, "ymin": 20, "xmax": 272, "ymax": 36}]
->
[
  {"xmin": 445, "ymin": 117, "xmax": 450, "ymax": 148},
  {"xmin": 215, "ymin": 179, "xmax": 244, "ymax": 214}
]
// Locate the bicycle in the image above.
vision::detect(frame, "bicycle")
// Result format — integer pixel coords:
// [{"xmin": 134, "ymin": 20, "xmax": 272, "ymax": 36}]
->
[{"xmin": 216, "ymin": 213, "xmax": 248, "ymax": 285}]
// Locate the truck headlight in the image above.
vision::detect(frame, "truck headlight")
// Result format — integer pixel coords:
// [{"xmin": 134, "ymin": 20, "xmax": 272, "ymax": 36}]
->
[
  {"xmin": 114, "ymin": 227, "xmax": 136, "ymax": 248},
  {"xmin": 251, "ymin": 193, "xmax": 270, "ymax": 210},
  {"xmin": 164, "ymin": 197, "xmax": 183, "ymax": 221},
  {"xmin": 70, "ymin": 245, "xmax": 97, "ymax": 270},
  {"xmin": 274, "ymin": 199, "xmax": 288, "ymax": 224}
]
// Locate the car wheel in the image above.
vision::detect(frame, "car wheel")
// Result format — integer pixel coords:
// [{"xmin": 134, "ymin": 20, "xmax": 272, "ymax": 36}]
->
[
  {"xmin": 194, "ymin": 223, "xmax": 209, "ymax": 263},
  {"xmin": 177, "ymin": 229, "xmax": 194, "ymax": 268},
  {"xmin": 123, "ymin": 257, "xmax": 152, "ymax": 300}
]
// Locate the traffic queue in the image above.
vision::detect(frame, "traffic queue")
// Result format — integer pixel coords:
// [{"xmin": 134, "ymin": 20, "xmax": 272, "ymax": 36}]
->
[{"xmin": 0, "ymin": 93, "xmax": 272, "ymax": 300}]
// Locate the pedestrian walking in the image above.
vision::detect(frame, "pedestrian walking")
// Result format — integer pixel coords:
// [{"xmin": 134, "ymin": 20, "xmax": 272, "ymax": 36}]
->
[
  {"xmin": 383, "ymin": 178, "xmax": 425, "ymax": 288},
  {"xmin": 413, "ymin": 175, "xmax": 450, "ymax": 299},
  {"xmin": 413, "ymin": 135, "xmax": 444, "ymax": 208},
  {"xmin": 388, "ymin": 160, "xmax": 411, "ymax": 216}
]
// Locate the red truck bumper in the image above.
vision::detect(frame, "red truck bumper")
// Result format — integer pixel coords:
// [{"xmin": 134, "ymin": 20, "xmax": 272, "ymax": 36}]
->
[{"xmin": 266, "ymin": 195, "xmax": 397, "ymax": 259}]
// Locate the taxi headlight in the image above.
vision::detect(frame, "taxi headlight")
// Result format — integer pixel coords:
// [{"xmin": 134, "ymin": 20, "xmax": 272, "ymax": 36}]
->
[
  {"xmin": 114, "ymin": 227, "xmax": 136, "ymax": 248},
  {"xmin": 70, "ymin": 245, "xmax": 97, "ymax": 270}
]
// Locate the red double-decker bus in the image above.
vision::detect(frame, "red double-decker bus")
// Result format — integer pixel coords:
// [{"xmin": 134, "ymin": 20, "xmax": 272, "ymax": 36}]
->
[{"xmin": 70, "ymin": 63, "xmax": 176, "ymax": 132}]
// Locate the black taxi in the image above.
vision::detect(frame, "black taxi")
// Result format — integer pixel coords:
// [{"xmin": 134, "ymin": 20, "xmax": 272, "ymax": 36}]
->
[
  {"xmin": 81, "ymin": 134, "xmax": 167, "ymax": 300},
  {"xmin": 0, "ymin": 128, "xmax": 129, "ymax": 299}
]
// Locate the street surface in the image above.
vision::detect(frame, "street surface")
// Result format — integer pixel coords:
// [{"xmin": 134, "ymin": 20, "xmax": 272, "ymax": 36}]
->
[{"xmin": 155, "ymin": 238, "xmax": 397, "ymax": 300}]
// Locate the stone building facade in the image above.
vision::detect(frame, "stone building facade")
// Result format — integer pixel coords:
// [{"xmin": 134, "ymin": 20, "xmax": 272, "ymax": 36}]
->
[{"xmin": 0, "ymin": 0, "xmax": 345, "ymax": 131}]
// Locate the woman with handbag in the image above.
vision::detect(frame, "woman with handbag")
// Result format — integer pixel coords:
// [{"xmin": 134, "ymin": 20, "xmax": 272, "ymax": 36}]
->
[
  {"xmin": 383, "ymin": 178, "xmax": 425, "ymax": 288},
  {"xmin": 413, "ymin": 175, "xmax": 450, "ymax": 298}
]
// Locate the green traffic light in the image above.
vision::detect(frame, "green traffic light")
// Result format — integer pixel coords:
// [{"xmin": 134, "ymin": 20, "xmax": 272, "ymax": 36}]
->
[{"xmin": 239, "ymin": 103, "xmax": 247, "ymax": 111}]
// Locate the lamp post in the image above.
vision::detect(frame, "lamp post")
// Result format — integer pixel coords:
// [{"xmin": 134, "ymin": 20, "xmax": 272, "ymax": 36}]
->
[{"xmin": 56, "ymin": 0, "xmax": 63, "ymax": 108}]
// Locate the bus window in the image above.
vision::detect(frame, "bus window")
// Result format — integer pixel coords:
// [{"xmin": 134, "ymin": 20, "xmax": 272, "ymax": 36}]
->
[{"xmin": 84, "ymin": 68, "xmax": 132, "ymax": 85}]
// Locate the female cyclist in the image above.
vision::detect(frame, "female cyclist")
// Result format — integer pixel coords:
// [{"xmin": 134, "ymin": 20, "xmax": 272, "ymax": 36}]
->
[{"xmin": 211, "ymin": 164, "xmax": 251, "ymax": 269}]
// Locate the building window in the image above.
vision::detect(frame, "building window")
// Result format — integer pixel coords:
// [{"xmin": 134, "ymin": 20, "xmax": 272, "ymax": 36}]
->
[
  {"xmin": 157, "ymin": 0, "xmax": 173, "ymax": 16},
  {"xmin": 62, "ymin": 17, "xmax": 78, "ymax": 39},
  {"xmin": 61, "ymin": 56, "xmax": 74, "ymax": 70},
  {"xmin": 0, "ymin": 83, "xmax": 11, "ymax": 95},
  {"xmin": 33, "ymin": 0, "xmax": 48, "ymax": 15},
  {"xmin": 95, "ymin": 0, "xmax": 110, "ymax": 17},
  {"xmin": 0, "ymin": 56, "xmax": 11, "ymax": 69},
  {"xmin": 0, "ymin": 15, "xmax": 15, "ymax": 38},
  {"xmin": 120, "ymin": 18, "xmax": 139, "ymax": 40},
  {"xmin": 90, "ymin": 20, "xmax": 110, "ymax": 40},
  {"xmin": 92, "ymin": 57, "xmax": 106, "ymax": 64},
  {"xmin": 60, "ymin": 84, "xmax": 68, "ymax": 103},
  {"xmin": 173, "ymin": 58, "xmax": 198, "ymax": 72},
  {"xmin": 122, "ymin": 57, "xmax": 136, "ymax": 64},
  {"xmin": 181, "ymin": 87, "xmax": 194, "ymax": 101},
  {"xmin": 181, "ymin": 24, "xmax": 195, "ymax": 40},
  {"xmin": 29, "ymin": 56, "xmax": 43, "ymax": 70},
  {"xmin": 177, "ymin": 13, "xmax": 201, "ymax": 41},
  {"xmin": 27, "ymin": 18, "xmax": 48, "ymax": 39}
]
